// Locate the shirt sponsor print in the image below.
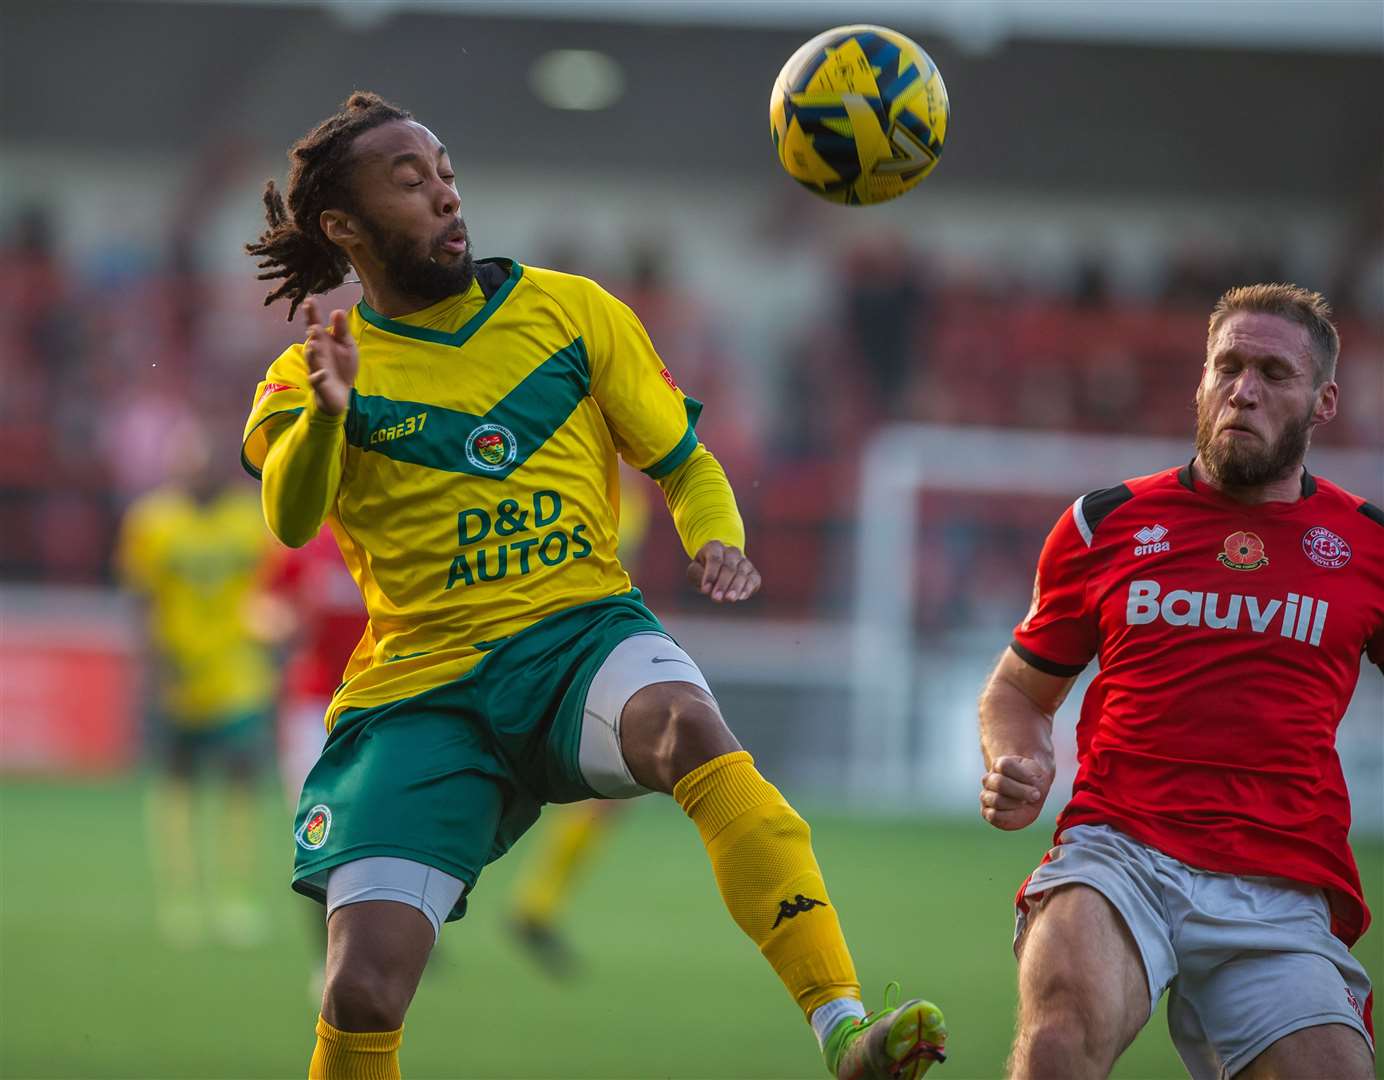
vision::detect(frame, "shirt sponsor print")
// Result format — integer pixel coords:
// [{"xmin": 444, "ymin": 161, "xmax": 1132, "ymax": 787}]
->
[
  {"xmin": 369, "ymin": 411, "xmax": 428, "ymax": 446},
  {"xmin": 1126, "ymin": 579, "xmax": 1327, "ymax": 645},
  {"xmin": 447, "ymin": 490, "xmax": 593, "ymax": 590}
]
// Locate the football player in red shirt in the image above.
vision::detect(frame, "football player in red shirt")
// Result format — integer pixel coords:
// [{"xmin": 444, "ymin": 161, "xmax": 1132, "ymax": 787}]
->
[
  {"xmin": 978, "ymin": 284, "xmax": 1380, "ymax": 1079},
  {"xmin": 265, "ymin": 529, "xmax": 368, "ymax": 808},
  {"xmin": 262, "ymin": 529, "xmax": 368, "ymax": 1000}
]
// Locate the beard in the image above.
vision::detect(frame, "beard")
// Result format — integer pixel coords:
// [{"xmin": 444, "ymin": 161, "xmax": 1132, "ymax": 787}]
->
[
  {"xmin": 1194, "ymin": 396, "xmax": 1313, "ymax": 489},
  {"xmin": 361, "ymin": 214, "xmax": 475, "ymax": 304}
]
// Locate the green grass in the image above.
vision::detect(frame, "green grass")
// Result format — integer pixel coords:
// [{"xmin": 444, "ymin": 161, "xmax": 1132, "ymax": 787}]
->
[{"xmin": 2, "ymin": 778, "xmax": 1380, "ymax": 1079}]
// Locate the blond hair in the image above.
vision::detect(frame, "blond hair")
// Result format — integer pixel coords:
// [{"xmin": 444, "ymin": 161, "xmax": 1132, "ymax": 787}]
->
[{"xmin": 1208, "ymin": 283, "xmax": 1339, "ymax": 385}]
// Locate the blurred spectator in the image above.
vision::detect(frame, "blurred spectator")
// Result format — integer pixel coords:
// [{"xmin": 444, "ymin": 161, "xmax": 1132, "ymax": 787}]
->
[
  {"xmin": 840, "ymin": 237, "xmax": 931, "ymax": 419},
  {"xmin": 1071, "ymin": 255, "xmax": 1111, "ymax": 310},
  {"xmin": 1, "ymin": 215, "xmax": 1378, "ymax": 625},
  {"xmin": 620, "ymin": 238, "xmax": 760, "ymax": 478}
]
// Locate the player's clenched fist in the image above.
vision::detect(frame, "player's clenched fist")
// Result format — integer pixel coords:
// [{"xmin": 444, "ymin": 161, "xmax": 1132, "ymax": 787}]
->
[
  {"xmin": 980, "ymin": 754, "xmax": 1053, "ymax": 831},
  {"xmin": 687, "ymin": 541, "xmax": 761, "ymax": 604},
  {"xmin": 302, "ymin": 297, "xmax": 358, "ymax": 416}
]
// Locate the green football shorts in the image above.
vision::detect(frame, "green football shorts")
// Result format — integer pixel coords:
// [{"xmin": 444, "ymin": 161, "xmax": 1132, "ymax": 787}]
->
[
  {"xmin": 290, "ymin": 590, "xmax": 665, "ymax": 922},
  {"xmin": 159, "ymin": 707, "xmax": 269, "ymax": 779}
]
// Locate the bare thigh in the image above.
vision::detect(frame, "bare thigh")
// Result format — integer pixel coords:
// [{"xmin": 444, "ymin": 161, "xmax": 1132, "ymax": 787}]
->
[
  {"xmin": 322, "ymin": 900, "xmax": 435, "ymax": 1031},
  {"xmin": 1237, "ymin": 1022, "xmax": 1373, "ymax": 1080},
  {"xmin": 1013, "ymin": 883, "xmax": 1152, "ymax": 1076}
]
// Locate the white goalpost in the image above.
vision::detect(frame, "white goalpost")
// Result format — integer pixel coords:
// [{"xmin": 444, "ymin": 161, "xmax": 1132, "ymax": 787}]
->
[{"xmin": 848, "ymin": 424, "xmax": 1384, "ymax": 827}]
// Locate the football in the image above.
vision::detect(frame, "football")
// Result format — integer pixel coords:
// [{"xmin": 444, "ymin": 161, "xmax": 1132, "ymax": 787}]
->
[{"xmin": 769, "ymin": 24, "xmax": 949, "ymax": 205}]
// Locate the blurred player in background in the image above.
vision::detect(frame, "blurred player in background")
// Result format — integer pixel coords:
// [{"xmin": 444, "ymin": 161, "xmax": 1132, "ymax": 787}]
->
[
  {"xmin": 241, "ymin": 92, "xmax": 945, "ymax": 1080},
  {"xmin": 117, "ymin": 423, "xmax": 276, "ymax": 947},
  {"xmin": 505, "ymin": 467, "xmax": 652, "ymax": 978},
  {"xmin": 978, "ymin": 285, "xmax": 1379, "ymax": 1079},
  {"xmin": 263, "ymin": 529, "xmax": 366, "ymax": 813},
  {"xmin": 261, "ymin": 528, "xmax": 368, "ymax": 999}
]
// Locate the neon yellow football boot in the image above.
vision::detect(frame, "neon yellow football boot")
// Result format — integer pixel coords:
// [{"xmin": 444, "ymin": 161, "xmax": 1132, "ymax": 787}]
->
[{"xmin": 823, "ymin": 984, "xmax": 947, "ymax": 1080}]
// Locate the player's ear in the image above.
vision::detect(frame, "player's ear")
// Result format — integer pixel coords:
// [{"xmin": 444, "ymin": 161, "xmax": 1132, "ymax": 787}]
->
[
  {"xmin": 1312, "ymin": 380, "xmax": 1338, "ymax": 426},
  {"xmin": 319, "ymin": 209, "xmax": 357, "ymax": 249}
]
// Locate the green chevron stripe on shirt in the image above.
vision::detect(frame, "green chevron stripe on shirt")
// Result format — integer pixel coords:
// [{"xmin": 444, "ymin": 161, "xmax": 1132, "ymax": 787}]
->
[
  {"xmin": 344, "ymin": 338, "xmax": 591, "ymax": 479},
  {"xmin": 355, "ymin": 260, "xmax": 523, "ymax": 348}
]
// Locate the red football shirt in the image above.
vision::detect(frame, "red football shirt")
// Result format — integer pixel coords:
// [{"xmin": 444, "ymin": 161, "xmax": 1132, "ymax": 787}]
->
[
  {"xmin": 1013, "ymin": 464, "xmax": 1384, "ymax": 945},
  {"xmin": 266, "ymin": 531, "xmax": 367, "ymax": 700}
]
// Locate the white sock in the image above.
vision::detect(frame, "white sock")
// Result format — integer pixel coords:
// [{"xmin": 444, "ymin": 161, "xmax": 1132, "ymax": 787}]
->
[{"xmin": 810, "ymin": 996, "xmax": 867, "ymax": 1049}]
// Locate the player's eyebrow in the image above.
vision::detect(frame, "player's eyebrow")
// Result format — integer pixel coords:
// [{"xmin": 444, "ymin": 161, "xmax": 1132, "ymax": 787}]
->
[
  {"xmin": 1215, "ymin": 345, "xmax": 1304, "ymax": 375},
  {"xmin": 389, "ymin": 146, "xmax": 447, "ymax": 168}
]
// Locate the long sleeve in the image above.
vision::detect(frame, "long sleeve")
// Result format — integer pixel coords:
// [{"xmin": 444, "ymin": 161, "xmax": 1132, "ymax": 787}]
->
[
  {"xmin": 656, "ymin": 444, "xmax": 745, "ymax": 558},
  {"xmin": 260, "ymin": 406, "xmax": 346, "ymax": 547}
]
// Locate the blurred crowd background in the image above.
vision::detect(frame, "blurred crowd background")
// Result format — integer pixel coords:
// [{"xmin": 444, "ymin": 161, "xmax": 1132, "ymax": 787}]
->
[{"xmin": 2, "ymin": 0, "xmax": 1381, "ymax": 794}]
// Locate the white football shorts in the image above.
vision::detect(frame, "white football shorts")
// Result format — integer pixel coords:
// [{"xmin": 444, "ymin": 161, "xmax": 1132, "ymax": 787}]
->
[{"xmin": 1015, "ymin": 823, "xmax": 1372, "ymax": 1079}]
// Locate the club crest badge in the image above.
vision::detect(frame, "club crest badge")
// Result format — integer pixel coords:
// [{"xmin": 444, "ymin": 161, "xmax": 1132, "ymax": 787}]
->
[
  {"xmin": 1302, "ymin": 526, "xmax": 1350, "ymax": 569},
  {"xmin": 1218, "ymin": 531, "xmax": 1268, "ymax": 571},
  {"xmin": 296, "ymin": 805, "xmax": 332, "ymax": 850},
  {"xmin": 465, "ymin": 423, "xmax": 517, "ymax": 472}
]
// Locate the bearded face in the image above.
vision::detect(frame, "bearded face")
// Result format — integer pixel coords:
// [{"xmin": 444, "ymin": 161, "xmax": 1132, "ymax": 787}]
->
[
  {"xmin": 1194, "ymin": 389, "xmax": 1314, "ymax": 488},
  {"xmin": 361, "ymin": 212, "xmax": 475, "ymax": 305},
  {"xmin": 1194, "ymin": 312, "xmax": 1334, "ymax": 491}
]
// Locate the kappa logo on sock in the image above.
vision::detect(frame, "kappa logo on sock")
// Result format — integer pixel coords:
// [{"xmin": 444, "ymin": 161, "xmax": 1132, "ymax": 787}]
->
[{"xmin": 772, "ymin": 893, "xmax": 827, "ymax": 929}]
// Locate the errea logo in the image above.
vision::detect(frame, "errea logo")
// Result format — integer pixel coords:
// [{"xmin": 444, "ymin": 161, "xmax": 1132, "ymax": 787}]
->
[{"xmin": 1133, "ymin": 524, "xmax": 1170, "ymax": 557}]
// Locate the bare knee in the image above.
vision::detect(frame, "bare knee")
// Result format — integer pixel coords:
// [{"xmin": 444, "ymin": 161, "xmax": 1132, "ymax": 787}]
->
[
  {"xmin": 1013, "ymin": 982, "xmax": 1121, "ymax": 1079},
  {"xmin": 323, "ymin": 962, "xmax": 413, "ymax": 1031},
  {"xmin": 619, "ymin": 682, "xmax": 741, "ymax": 793}
]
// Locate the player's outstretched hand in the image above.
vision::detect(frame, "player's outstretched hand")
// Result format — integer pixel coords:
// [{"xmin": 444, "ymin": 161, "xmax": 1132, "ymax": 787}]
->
[
  {"xmin": 302, "ymin": 297, "xmax": 358, "ymax": 416},
  {"xmin": 687, "ymin": 541, "xmax": 761, "ymax": 604},
  {"xmin": 980, "ymin": 755, "xmax": 1053, "ymax": 831}
]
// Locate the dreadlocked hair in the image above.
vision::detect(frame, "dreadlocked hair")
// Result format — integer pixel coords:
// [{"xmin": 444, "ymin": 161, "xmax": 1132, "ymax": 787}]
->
[{"xmin": 246, "ymin": 91, "xmax": 412, "ymax": 320}]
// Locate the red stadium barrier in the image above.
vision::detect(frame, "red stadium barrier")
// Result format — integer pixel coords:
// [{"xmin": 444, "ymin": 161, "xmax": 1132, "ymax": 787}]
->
[{"xmin": 0, "ymin": 591, "xmax": 139, "ymax": 775}]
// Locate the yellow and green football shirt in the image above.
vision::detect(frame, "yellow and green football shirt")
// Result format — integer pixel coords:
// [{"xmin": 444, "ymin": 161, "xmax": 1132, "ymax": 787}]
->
[
  {"xmin": 241, "ymin": 259, "xmax": 704, "ymax": 728},
  {"xmin": 117, "ymin": 486, "xmax": 276, "ymax": 726}
]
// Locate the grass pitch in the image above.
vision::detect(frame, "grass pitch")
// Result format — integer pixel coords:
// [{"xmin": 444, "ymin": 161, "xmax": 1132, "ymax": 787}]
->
[{"xmin": 2, "ymin": 777, "xmax": 1380, "ymax": 1079}]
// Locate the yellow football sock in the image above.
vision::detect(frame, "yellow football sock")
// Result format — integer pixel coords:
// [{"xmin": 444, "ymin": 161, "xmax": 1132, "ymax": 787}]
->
[
  {"xmin": 513, "ymin": 802, "xmax": 607, "ymax": 925},
  {"xmin": 675, "ymin": 751, "xmax": 860, "ymax": 1020},
  {"xmin": 146, "ymin": 775, "xmax": 197, "ymax": 913},
  {"xmin": 219, "ymin": 782, "xmax": 258, "ymax": 898},
  {"xmin": 309, "ymin": 1015, "xmax": 401, "ymax": 1080}
]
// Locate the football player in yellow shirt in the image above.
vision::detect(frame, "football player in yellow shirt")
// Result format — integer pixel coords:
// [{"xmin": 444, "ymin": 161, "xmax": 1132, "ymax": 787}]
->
[
  {"xmin": 242, "ymin": 92, "xmax": 946, "ymax": 1080},
  {"xmin": 118, "ymin": 426, "xmax": 276, "ymax": 947}
]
